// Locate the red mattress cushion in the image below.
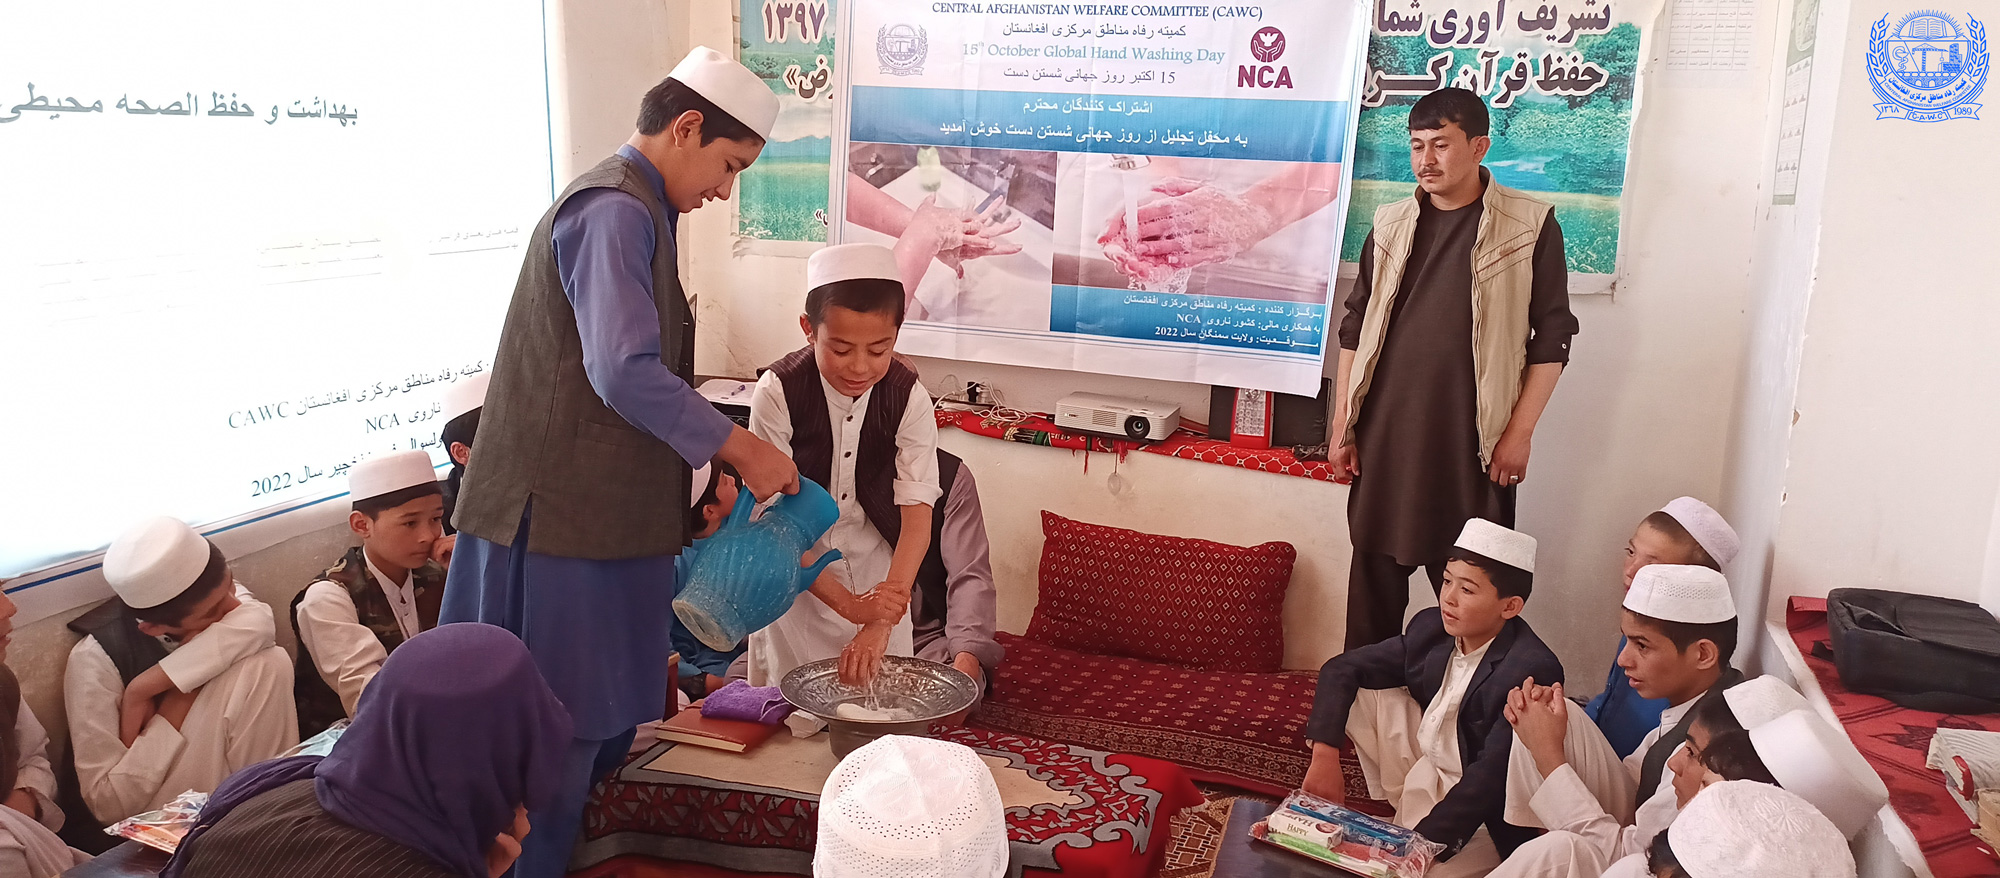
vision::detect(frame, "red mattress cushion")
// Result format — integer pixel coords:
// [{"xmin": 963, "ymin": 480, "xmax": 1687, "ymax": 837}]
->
[{"xmin": 1027, "ymin": 511, "xmax": 1296, "ymax": 673}]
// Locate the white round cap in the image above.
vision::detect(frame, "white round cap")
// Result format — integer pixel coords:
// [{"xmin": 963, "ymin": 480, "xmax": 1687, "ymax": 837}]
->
[
  {"xmin": 814, "ymin": 735, "xmax": 1008, "ymax": 878},
  {"xmin": 1453, "ymin": 517, "xmax": 1535, "ymax": 574},
  {"xmin": 1623, "ymin": 564, "xmax": 1735, "ymax": 624},
  {"xmin": 1749, "ymin": 709, "xmax": 1890, "ymax": 838},
  {"xmin": 1672, "ymin": 780, "xmax": 1855, "ymax": 878},
  {"xmin": 103, "ymin": 516, "xmax": 214, "ymax": 609},
  {"xmin": 1723, "ymin": 675, "xmax": 1810, "ymax": 730},
  {"xmin": 349, "ymin": 450, "xmax": 439, "ymax": 503},
  {"xmin": 668, "ymin": 46, "xmax": 779, "ymax": 141},
  {"xmin": 1660, "ymin": 496, "xmax": 1740, "ymax": 566},
  {"xmin": 442, "ymin": 372, "xmax": 491, "ymax": 422},
  {"xmin": 689, "ymin": 462, "xmax": 714, "ymax": 510},
  {"xmin": 807, "ymin": 243, "xmax": 901, "ymax": 293}
]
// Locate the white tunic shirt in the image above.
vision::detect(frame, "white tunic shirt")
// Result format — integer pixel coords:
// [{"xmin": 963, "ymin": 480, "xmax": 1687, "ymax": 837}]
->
[
  {"xmin": 63, "ymin": 585, "xmax": 299, "ymax": 823},
  {"xmin": 294, "ymin": 553, "xmax": 418, "ymax": 715},
  {"xmin": 744, "ymin": 370, "xmax": 941, "ymax": 686},
  {"xmin": 12, "ymin": 697, "xmax": 60, "ymax": 831},
  {"xmin": 1418, "ymin": 638, "xmax": 1493, "ymax": 784}
]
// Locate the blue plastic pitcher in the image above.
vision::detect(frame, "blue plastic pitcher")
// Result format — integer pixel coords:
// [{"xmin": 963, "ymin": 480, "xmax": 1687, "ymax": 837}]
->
[{"xmin": 674, "ymin": 477, "xmax": 843, "ymax": 651}]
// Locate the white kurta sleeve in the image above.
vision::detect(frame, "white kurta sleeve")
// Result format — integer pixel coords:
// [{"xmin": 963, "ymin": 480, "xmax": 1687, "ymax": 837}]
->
[
  {"xmin": 215, "ymin": 647, "xmax": 299, "ymax": 774},
  {"xmin": 294, "ymin": 581, "xmax": 390, "ymax": 716},
  {"xmin": 748, "ymin": 370, "xmax": 794, "ymax": 456},
  {"xmin": 153, "ymin": 584, "xmax": 275, "ymax": 693},
  {"xmin": 1527, "ymin": 763, "xmax": 1631, "ymax": 865},
  {"xmin": 63, "ymin": 638, "xmax": 186, "ymax": 824},
  {"xmin": 892, "ymin": 383, "xmax": 941, "ymax": 507},
  {"xmin": 11, "ymin": 698, "xmax": 60, "ymax": 831}
]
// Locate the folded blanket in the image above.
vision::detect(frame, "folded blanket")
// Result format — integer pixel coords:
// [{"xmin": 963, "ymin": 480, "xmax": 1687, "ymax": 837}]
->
[
  {"xmin": 1927, "ymin": 727, "xmax": 2000, "ymax": 822},
  {"xmin": 702, "ymin": 680, "xmax": 796, "ymax": 725}
]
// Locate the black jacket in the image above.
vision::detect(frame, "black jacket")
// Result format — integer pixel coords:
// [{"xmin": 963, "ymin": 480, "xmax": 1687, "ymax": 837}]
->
[{"xmin": 1305, "ymin": 608, "xmax": 1563, "ymax": 859}]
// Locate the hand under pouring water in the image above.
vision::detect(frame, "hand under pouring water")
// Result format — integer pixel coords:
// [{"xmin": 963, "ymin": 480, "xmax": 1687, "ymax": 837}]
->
[{"xmin": 1098, "ymin": 178, "xmax": 1276, "ymax": 285}]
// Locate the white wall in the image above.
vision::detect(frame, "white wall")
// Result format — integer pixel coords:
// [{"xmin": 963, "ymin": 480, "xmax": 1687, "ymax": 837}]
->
[
  {"xmin": 1723, "ymin": 0, "xmax": 1999, "ymax": 682},
  {"xmin": 681, "ymin": 3, "xmax": 1785, "ymax": 684}
]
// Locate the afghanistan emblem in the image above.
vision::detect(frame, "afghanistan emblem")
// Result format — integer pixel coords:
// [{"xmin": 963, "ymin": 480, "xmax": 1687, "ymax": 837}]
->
[
  {"xmin": 1867, "ymin": 10, "xmax": 1987, "ymax": 121},
  {"xmin": 877, "ymin": 24, "xmax": 928, "ymax": 76}
]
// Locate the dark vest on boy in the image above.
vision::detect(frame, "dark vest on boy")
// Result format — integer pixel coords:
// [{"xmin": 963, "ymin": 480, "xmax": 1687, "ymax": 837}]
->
[
  {"xmin": 67, "ymin": 600, "xmax": 169, "ymax": 686},
  {"xmin": 770, "ymin": 347, "xmax": 919, "ymax": 546},
  {"xmin": 911, "ymin": 450, "xmax": 963, "ymax": 633},
  {"xmin": 1636, "ymin": 667, "xmax": 1746, "ymax": 799},
  {"xmin": 453, "ymin": 153, "xmax": 695, "ymax": 560},
  {"xmin": 288, "ymin": 546, "xmax": 445, "ymax": 737}
]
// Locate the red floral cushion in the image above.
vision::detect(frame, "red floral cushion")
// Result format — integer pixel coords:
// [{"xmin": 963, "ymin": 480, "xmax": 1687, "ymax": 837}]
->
[{"xmin": 1027, "ymin": 511, "xmax": 1295, "ymax": 673}]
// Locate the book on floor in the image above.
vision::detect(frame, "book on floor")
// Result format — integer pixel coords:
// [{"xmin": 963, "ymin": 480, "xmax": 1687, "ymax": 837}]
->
[{"xmin": 656, "ymin": 709, "xmax": 780, "ymax": 753}]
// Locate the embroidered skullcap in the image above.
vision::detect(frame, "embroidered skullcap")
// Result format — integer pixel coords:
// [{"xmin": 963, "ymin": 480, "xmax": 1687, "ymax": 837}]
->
[
  {"xmin": 689, "ymin": 462, "xmax": 714, "ymax": 510},
  {"xmin": 103, "ymin": 516, "xmax": 215, "ymax": 609},
  {"xmin": 1723, "ymin": 675, "xmax": 1810, "ymax": 730},
  {"xmin": 442, "ymin": 372, "xmax": 490, "ymax": 422},
  {"xmin": 668, "ymin": 46, "xmax": 779, "ymax": 140},
  {"xmin": 807, "ymin": 243, "xmax": 901, "ymax": 293},
  {"xmin": 350, "ymin": 451, "xmax": 439, "ymax": 503},
  {"xmin": 1749, "ymin": 709, "xmax": 1890, "ymax": 838},
  {"xmin": 1672, "ymin": 780, "xmax": 1855, "ymax": 878},
  {"xmin": 1624, "ymin": 564, "xmax": 1735, "ymax": 623},
  {"xmin": 1453, "ymin": 518, "xmax": 1535, "ymax": 574},
  {"xmin": 814, "ymin": 735, "xmax": 1008, "ymax": 878},
  {"xmin": 1660, "ymin": 496, "xmax": 1740, "ymax": 566}
]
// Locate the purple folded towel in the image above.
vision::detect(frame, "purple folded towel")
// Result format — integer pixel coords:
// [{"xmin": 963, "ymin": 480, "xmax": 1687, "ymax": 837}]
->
[{"xmin": 701, "ymin": 680, "xmax": 795, "ymax": 725}]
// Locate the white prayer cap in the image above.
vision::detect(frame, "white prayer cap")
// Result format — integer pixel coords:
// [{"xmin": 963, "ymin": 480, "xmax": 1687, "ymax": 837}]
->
[
  {"xmin": 349, "ymin": 450, "xmax": 439, "ymax": 503},
  {"xmin": 1723, "ymin": 675, "xmax": 1810, "ymax": 729},
  {"xmin": 442, "ymin": 372, "xmax": 490, "ymax": 422},
  {"xmin": 689, "ymin": 462, "xmax": 714, "ymax": 509},
  {"xmin": 1453, "ymin": 518, "xmax": 1535, "ymax": 573},
  {"xmin": 807, "ymin": 243, "xmax": 901, "ymax": 293},
  {"xmin": 667, "ymin": 46, "xmax": 779, "ymax": 140},
  {"xmin": 814, "ymin": 735, "xmax": 1008, "ymax": 878},
  {"xmin": 1749, "ymin": 709, "xmax": 1890, "ymax": 838},
  {"xmin": 1623, "ymin": 564, "xmax": 1735, "ymax": 623},
  {"xmin": 103, "ymin": 516, "xmax": 215, "ymax": 609},
  {"xmin": 1672, "ymin": 780, "xmax": 1855, "ymax": 878},
  {"xmin": 1659, "ymin": 496, "xmax": 1740, "ymax": 566}
]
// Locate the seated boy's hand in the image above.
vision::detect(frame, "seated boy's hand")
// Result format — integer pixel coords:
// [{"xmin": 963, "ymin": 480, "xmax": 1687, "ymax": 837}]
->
[
  {"xmin": 430, "ymin": 534, "xmax": 456, "ymax": 569},
  {"xmin": 838, "ymin": 624, "xmax": 893, "ymax": 686},
  {"xmin": 117, "ymin": 693, "xmax": 158, "ymax": 749},
  {"xmin": 855, "ymin": 582, "xmax": 911, "ymax": 624},
  {"xmin": 1509, "ymin": 678, "xmax": 1570, "ymax": 778},
  {"xmin": 1301, "ymin": 741, "xmax": 1347, "ymax": 804}
]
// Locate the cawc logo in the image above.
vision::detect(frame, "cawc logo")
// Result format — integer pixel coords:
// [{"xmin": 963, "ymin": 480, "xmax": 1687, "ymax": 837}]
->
[
  {"xmin": 1239, "ymin": 26, "xmax": 1294, "ymax": 89},
  {"xmin": 1867, "ymin": 10, "xmax": 1987, "ymax": 121},
  {"xmin": 877, "ymin": 24, "xmax": 928, "ymax": 76}
]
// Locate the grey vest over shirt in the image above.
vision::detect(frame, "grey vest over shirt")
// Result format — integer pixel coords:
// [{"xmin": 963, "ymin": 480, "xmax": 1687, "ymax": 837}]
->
[{"xmin": 452, "ymin": 154, "xmax": 694, "ymax": 560}]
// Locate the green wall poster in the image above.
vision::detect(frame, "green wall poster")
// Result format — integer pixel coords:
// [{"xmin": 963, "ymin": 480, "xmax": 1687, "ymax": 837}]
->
[
  {"xmin": 737, "ymin": 0, "xmax": 835, "ymax": 242},
  {"xmin": 1345, "ymin": 0, "xmax": 1655, "ymax": 289}
]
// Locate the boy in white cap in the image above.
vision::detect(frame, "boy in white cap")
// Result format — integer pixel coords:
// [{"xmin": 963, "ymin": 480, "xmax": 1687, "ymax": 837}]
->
[
  {"xmin": 1585, "ymin": 497, "xmax": 1738, "ymax": 757},
  {"xmin": 746, "ymin": 243, "xmax": 940, "ymax": 691},
  {"xmin": 438, "ymin": 371, "xmax": 489, "ymax": 535},
  {"xmin": 1652, "ymin": 781, "xmax": 1855, "ymax": 878},
  {"xmin": 63, "ymin": 517, "xmax": 296, "ymax": 825},
  {"xmin": 1487, "ymin": 564, "xmax": 1744, "ymax": 878},
  {"xmin": 814, "ymin": 735, "xmax": 1009, "ymax": 878},
  {"xmin": 1302, "ymin": 518, "xmax": 1563, "ymax": 874},
  {"xmin": 443, "ymin": 45, "xmax": 798, "ymax": 878},
  {"xmin": 291, "ymin": 450, "xmax": 450, "ymax": 737}
]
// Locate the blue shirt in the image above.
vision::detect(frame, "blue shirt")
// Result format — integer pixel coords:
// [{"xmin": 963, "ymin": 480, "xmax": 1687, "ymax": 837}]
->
[
  {"xmin": 1583, "ymin": 635, "xmax": 1669, "ymax": 758},
  {"xmin": 550, "ymin": 143, "xmax": 733, "ymax": 467}
]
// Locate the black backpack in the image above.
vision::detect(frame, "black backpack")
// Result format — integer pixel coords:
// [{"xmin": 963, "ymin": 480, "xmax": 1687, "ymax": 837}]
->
[{"xmin": 1820, "ymin": 588, "xmax": 2000, "ymax": 714}]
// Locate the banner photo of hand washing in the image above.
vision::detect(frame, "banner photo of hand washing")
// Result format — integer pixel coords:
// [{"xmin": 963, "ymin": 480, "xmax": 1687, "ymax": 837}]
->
[
  {"xmin": 829, "ymin": 2, "xmax": 1369, "ymax": 395},
  {"xmin": 1343, "ymin": 0, "xmax": 1658, "ymax": 292},
  {"xmin": 736, "ymin": 0, "xmax": 837, "ymax": 243}
]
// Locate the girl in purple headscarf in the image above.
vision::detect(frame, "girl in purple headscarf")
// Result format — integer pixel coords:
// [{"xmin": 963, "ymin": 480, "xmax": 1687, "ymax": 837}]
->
[{"xmin": 165, "ymin": 623, "xmax": 573, "ymax": 878}]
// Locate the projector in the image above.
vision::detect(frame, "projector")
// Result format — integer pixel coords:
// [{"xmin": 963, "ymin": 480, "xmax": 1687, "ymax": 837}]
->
[{"xmin": 1054, "ymin": 393, "xmax": 1181, "ymax": 442}]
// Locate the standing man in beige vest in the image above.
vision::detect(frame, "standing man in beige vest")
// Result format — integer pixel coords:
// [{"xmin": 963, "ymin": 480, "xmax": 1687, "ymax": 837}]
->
[
  {"xmin": 442, "ymin": 47, "xmax": 799, "ymax": 878},
  {"xmin": 1332, "ymin": 88, "xmax": 1579, "ymax": 649}
]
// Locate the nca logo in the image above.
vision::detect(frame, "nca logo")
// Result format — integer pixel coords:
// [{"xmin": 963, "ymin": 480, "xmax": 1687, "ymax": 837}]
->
[{"xmin": 1239, "ymin": 27, "xmax": 1294, "ymax": 88}]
